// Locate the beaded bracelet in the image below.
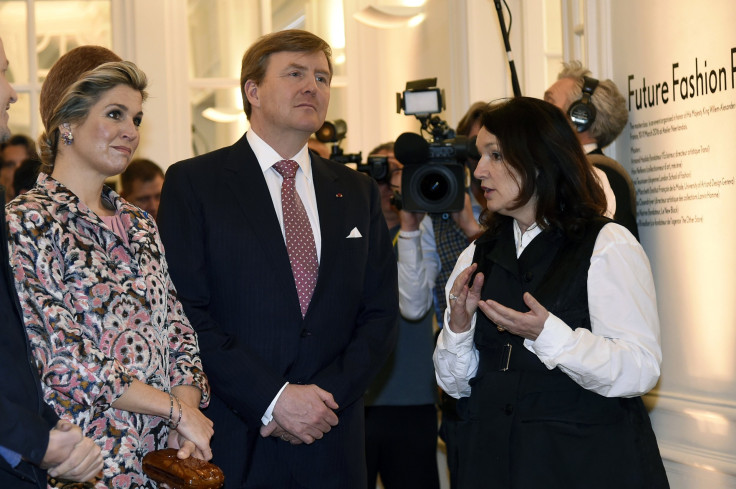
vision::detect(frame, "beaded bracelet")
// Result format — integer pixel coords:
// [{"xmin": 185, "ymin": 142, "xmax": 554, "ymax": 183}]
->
[
  {"xmin": 169, "ymin": 394, "xmax": 183, "ymax": 430},
  {"xmin": 168, "ymin": 392, "xmax": 175, "ymax": 427}
]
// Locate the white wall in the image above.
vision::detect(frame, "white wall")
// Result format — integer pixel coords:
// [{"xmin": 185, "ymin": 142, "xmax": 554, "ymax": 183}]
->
[
  {"xmin": 343, "ymin": 1, "xmax": 736, "ymax": 487},
  {"xmin": 124, "ymin": 0, "xmax": 553, "ymax": 164},
  {"xmin": 605, "ymin": 1, "xmax": 736, "ymax": 486},
  {"xmin": 342, "ymin": 0, "xmax": 463, "ymax": 154},
  {"xmin": 109, "ymin": 2, "xmax": 736, "ymax": 487},
  {"xmin": 340, "ymin": 0, "xmax": 553, "ymax": 154},
  {"xmin": 113, "ymin": 0, "xmax": 192, "ymax": 169}
]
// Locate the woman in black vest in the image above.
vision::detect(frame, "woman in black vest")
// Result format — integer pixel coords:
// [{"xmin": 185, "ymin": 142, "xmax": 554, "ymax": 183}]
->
[{"xmin": 433, "ymin": 97, "xmax": 668, "ymax": 489}]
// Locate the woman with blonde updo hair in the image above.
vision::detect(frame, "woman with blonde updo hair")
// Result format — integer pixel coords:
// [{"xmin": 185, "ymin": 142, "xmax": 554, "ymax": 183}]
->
[{"xmin": 5, "ymin": 46, "xmax": 214, "ymax": 488}]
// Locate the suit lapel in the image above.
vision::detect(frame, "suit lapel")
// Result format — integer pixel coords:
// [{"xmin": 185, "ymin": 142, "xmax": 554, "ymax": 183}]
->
[
  {"xmin": 310, "ymin": 155, "xmax": 345, "ymax": 308},
  {"xmin": 222, "ymin": 135, "xmax": 301, "ymax": 313}
]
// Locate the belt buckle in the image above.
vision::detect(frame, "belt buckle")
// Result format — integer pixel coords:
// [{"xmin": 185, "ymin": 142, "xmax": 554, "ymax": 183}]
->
[{"xmin": 498, "ymin": 343, "xmax": 512, "ymax": 372}]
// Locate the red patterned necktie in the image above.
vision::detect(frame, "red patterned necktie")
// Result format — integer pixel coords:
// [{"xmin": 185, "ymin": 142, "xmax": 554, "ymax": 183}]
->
[{"xmin": 273, "ymin": 159, "xmax": 318, "ymax": 317}]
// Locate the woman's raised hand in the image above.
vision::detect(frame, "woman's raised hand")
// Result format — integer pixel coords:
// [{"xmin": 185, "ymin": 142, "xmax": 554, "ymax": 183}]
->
[{"xmin": 447, "ymin": 263, "xmax": 484, "ymax": 333}]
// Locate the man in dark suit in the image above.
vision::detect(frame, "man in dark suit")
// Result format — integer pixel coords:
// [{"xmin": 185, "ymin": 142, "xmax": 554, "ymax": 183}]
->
[
  {"xmin": 158, "ymin": 29, "xmax": 398, "ymax": 489},
  {"xmin": 0, "ymin": 35, "xmax": 102, "ymax": 488},
  {"xmin": 544, "ymin": 60, "xmax": 639, "ymax": 240}
]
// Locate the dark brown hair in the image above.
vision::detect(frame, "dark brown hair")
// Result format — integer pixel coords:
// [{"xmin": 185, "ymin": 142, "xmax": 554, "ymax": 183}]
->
[
  {"xmin": 120, "ymin": 158, "xmax": 164, "ymax": 197},
  {"xmin": 478, "ymin": 97, "xmax": 606, "ymax": 237},
  {"xmin": 13, "ymin": 157, "xmax": 42, "ymax": 195},
  {"xmin": 456, "ymin": 101, "xmax": 487, "ymax": 137},
  {"xmin": 369, "ymin": 141, "xmax": 394, "ymax": 156},
  {"xmin": 240, "ymin": 29, "xmax": 332, "ymax": 119},
  {"xmin": 0, "ymin": 134, "xmax": 39, "ymax": 161}
]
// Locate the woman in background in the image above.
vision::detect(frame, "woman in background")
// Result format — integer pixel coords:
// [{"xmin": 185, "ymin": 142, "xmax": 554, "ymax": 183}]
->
[
  {"xmin": 434, "ymin": 97, "xmax": 668, "ymax": 489},
  {"xmin": 6, "ymin": 46, "xmax": 213, "ymax": 488}
]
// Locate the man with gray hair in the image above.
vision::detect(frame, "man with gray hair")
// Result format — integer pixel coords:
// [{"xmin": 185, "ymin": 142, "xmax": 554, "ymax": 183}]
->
[{"xmin": 545, "ymin": 60, "xmax": 639, "ymax": 239}]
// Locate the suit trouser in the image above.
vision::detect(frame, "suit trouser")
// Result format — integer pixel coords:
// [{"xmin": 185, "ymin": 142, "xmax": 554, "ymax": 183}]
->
[{"xmin": 365, "ymin": 404, "xmax": 440, "ymax": 489}]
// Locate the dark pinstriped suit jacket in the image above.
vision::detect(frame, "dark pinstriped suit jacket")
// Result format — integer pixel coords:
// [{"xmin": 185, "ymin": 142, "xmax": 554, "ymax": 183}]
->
[{"xmin": 158, "ymin": 134, "xmax": 399, "ymax": 489}]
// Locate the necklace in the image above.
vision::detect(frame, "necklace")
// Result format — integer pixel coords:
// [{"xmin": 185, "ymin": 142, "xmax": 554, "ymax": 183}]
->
[{"xmin": 514, "ymin": 221, "xmax": 539, "ymax": 253}]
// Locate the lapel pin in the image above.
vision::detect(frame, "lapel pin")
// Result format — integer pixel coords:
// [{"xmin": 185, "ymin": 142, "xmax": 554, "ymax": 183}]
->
[{"xmin": 336, "ymin": 193, "xmax": 343, "ymax": 198}]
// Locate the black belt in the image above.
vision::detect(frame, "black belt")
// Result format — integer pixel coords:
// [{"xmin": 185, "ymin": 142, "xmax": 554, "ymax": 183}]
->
[
  {"xmin": 476, "ymin": 340, "xmax": 549, "ymax": 374},
  {"xmin": 477, "ymin": 342, "xmax": 514, "ymax": 373}
]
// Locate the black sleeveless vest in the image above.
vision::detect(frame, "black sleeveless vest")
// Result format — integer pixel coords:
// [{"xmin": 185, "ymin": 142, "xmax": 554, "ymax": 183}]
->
[
  {"xmin": 471, "ymin": 217, "xmax": 603, "ymax": 375},
  {"xmin": 455, "ymin": 217, "xmax": 669, "ymax": 489}
]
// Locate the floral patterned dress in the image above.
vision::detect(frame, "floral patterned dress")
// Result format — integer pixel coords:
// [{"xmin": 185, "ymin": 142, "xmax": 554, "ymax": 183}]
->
[{"xmin": 6, "ymin": 174, "xmax": 210, "ymax": 489}]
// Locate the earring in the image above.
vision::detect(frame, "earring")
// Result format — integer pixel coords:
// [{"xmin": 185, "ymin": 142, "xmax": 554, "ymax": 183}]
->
[{"xmin": 60, "ymin": 124, "xmax": 74, "ymax": 145}]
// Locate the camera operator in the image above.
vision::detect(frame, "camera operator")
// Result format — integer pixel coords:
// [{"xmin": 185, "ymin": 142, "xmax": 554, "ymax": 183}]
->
[
  {"xmin": 307, "ymin": 136, "xmax": 331, "ymax": 159},
  {"xmin": 422, "ymin": 104, "xmax": 485, "ymax": 327},
  {"xmin": 455, "ymin": 101, "xmax": 488, "ymax": 215},
  {"xmin": 420, "ymin": 102, "xmax": 485, "ymax": 489},
  {"xmin": 391, "ymin": 93, "xmax": 487, "ymax": 489},
  {"xmin": 364, "ymin": 142, "xmax": 441, "ymax": 489}
]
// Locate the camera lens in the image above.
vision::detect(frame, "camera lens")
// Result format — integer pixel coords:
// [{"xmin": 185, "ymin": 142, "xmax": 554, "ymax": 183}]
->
[
  {"xmin": 419, "ymin": 171, "xmax": 450, "ymax": 202},
  {"xmin": 402, "ymin": 161, "xmax": 465, "ymax": 213}
]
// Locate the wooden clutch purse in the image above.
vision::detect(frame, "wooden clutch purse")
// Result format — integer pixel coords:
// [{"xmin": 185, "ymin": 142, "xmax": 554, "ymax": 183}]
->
[{"xmin": 142, "ymin": 449, "xmax": 224, "ymax": 489}]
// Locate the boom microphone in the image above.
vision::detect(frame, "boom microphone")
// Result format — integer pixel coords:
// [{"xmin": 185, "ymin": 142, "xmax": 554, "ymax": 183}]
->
[{"xmin": 394, "ymin": 132, "xmax": 430, "ymax": 166}]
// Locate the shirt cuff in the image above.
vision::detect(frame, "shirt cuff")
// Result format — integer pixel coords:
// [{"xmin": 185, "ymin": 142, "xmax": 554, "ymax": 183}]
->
[
  {"xmin": 524, "ymin": 312, "xmax": 573, "ymax": 368},
  {"xmin": 398, "ymin": 229, "xmax": 421, "ymax": 239},
  {"xmin": 261, "ymin": 382, "xmax": 289, "ymax": 425},
  {"xmin": 440, "ymin": 312, "xmax": 477, "ymax": 354},
  {"xmin": 397, "ymin": 230, "xmax": 421, "ymax": 262},
  {"xmin": 0, "ymin": 446, "xmax": 21, "ymax": 468}
]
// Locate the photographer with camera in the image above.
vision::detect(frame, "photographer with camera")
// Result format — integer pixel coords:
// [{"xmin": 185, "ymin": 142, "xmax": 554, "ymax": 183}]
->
[
  {"xmin": 363, "ymin": 142, "xmax": 441, "ymax": 489},
  {"xmin": 420, "ymin": 101, "xmax": 487, "ymax": 489},
  {"xmin": 393, "ymin": 85, "xmax": 489, "ymax": 489},
  {"xmin": 394, "ymin": 83, "xmax": 483, "ymax": 326}
]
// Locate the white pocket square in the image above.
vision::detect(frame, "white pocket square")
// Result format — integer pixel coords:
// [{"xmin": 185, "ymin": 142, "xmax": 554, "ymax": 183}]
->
[{"xmin": 346, "ymin": 227, "xmax": 362, "ymax": 238}]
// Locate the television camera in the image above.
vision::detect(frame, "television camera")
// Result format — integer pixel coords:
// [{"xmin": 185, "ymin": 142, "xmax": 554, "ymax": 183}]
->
[
  {"xmin": 315, "ymin": 119, "xmax": 390, "ymax": 183},
  {"xmin": 394, "ymin": 78, "xmax": 471, "ymax": 213}
]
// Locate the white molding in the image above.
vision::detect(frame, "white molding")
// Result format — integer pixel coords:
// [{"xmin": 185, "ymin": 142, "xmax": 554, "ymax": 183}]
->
[
  {"xmin": 589, "ymin": 0, "xmax": 620, "ymax": 161},
  {"xmin": 447, "ymin": 0, "xmax": 469, "ymax": 126},
  {"xmin": 26, "ymin": 0, "xmax": 40, "ymax": 138},
  {"xmin": 645, "ymin": 390, "xmax": 736, "ymax": 479},
  {"xmin": 126, "ymin": 0, "xmax": 191, "ymax": 169},
  {"xmin": 111, "ymin": 0, "xmax": 135, "ymax": 59},
  {"xmin": 560, "ymin": 0, "xmax": 582, "ymax": 62},
  {"xmin": 521, "ymin": 0, "xmax": 543, "ymax": 98},
  {"xmin": 582, "ymin": 0, "xmax": 599, "ymax": 75},
  {"xmin": 661, "ymin": 443, "xmax": 736, "ymax": 478},
  {"xmin": 561, "ymin": 0, "xmax": 623, "ymax": 161},
  {"xmin": 662, "ymin": 459, "xmax": 736, "ymax": 489},
  {"xmin": 520, "ymin": 0, "xmax": 563, "ymax": 100},
  {"xmin": 648, "ymin": 389, "xmax": 736, "ymax": 412},
  {"xmin": 466, "ymin": 0, "xmax": 512, "ymax": 101}
]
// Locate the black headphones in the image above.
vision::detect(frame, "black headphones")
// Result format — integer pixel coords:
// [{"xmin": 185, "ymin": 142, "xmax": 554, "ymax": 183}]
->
[{"xmin": 567, "ymin": 75, "xmax": 599, "ymax": 133}]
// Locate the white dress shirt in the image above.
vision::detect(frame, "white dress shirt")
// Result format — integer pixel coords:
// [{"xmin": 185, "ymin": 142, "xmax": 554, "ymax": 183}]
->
[
  {"xmin": 247, "ymin": 130, "xmax": 321, "ymax": 424},
  {"xmin": 247, "ymin": 130, "xmax": 322, "ymax": 261},
  {"xmin": 434, "ymin": 220, "xmax": 662, "ymax": 400},
  {"xmin": 585, "ymin": 142, "xmax": 617, "ymax": 219},
  {"xmin": 396, "ymin": 216, "xmax": 440, "ymax": 320}
]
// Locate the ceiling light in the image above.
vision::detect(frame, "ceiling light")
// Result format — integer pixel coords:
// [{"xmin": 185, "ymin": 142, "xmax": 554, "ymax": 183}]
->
[
  {"xmin": 353, "ymin": 5, "xmax": 424, "ymax": 29},
  {"xmin": 201, "ymin": 107, "xmax": 244, "ymax": 123}
]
